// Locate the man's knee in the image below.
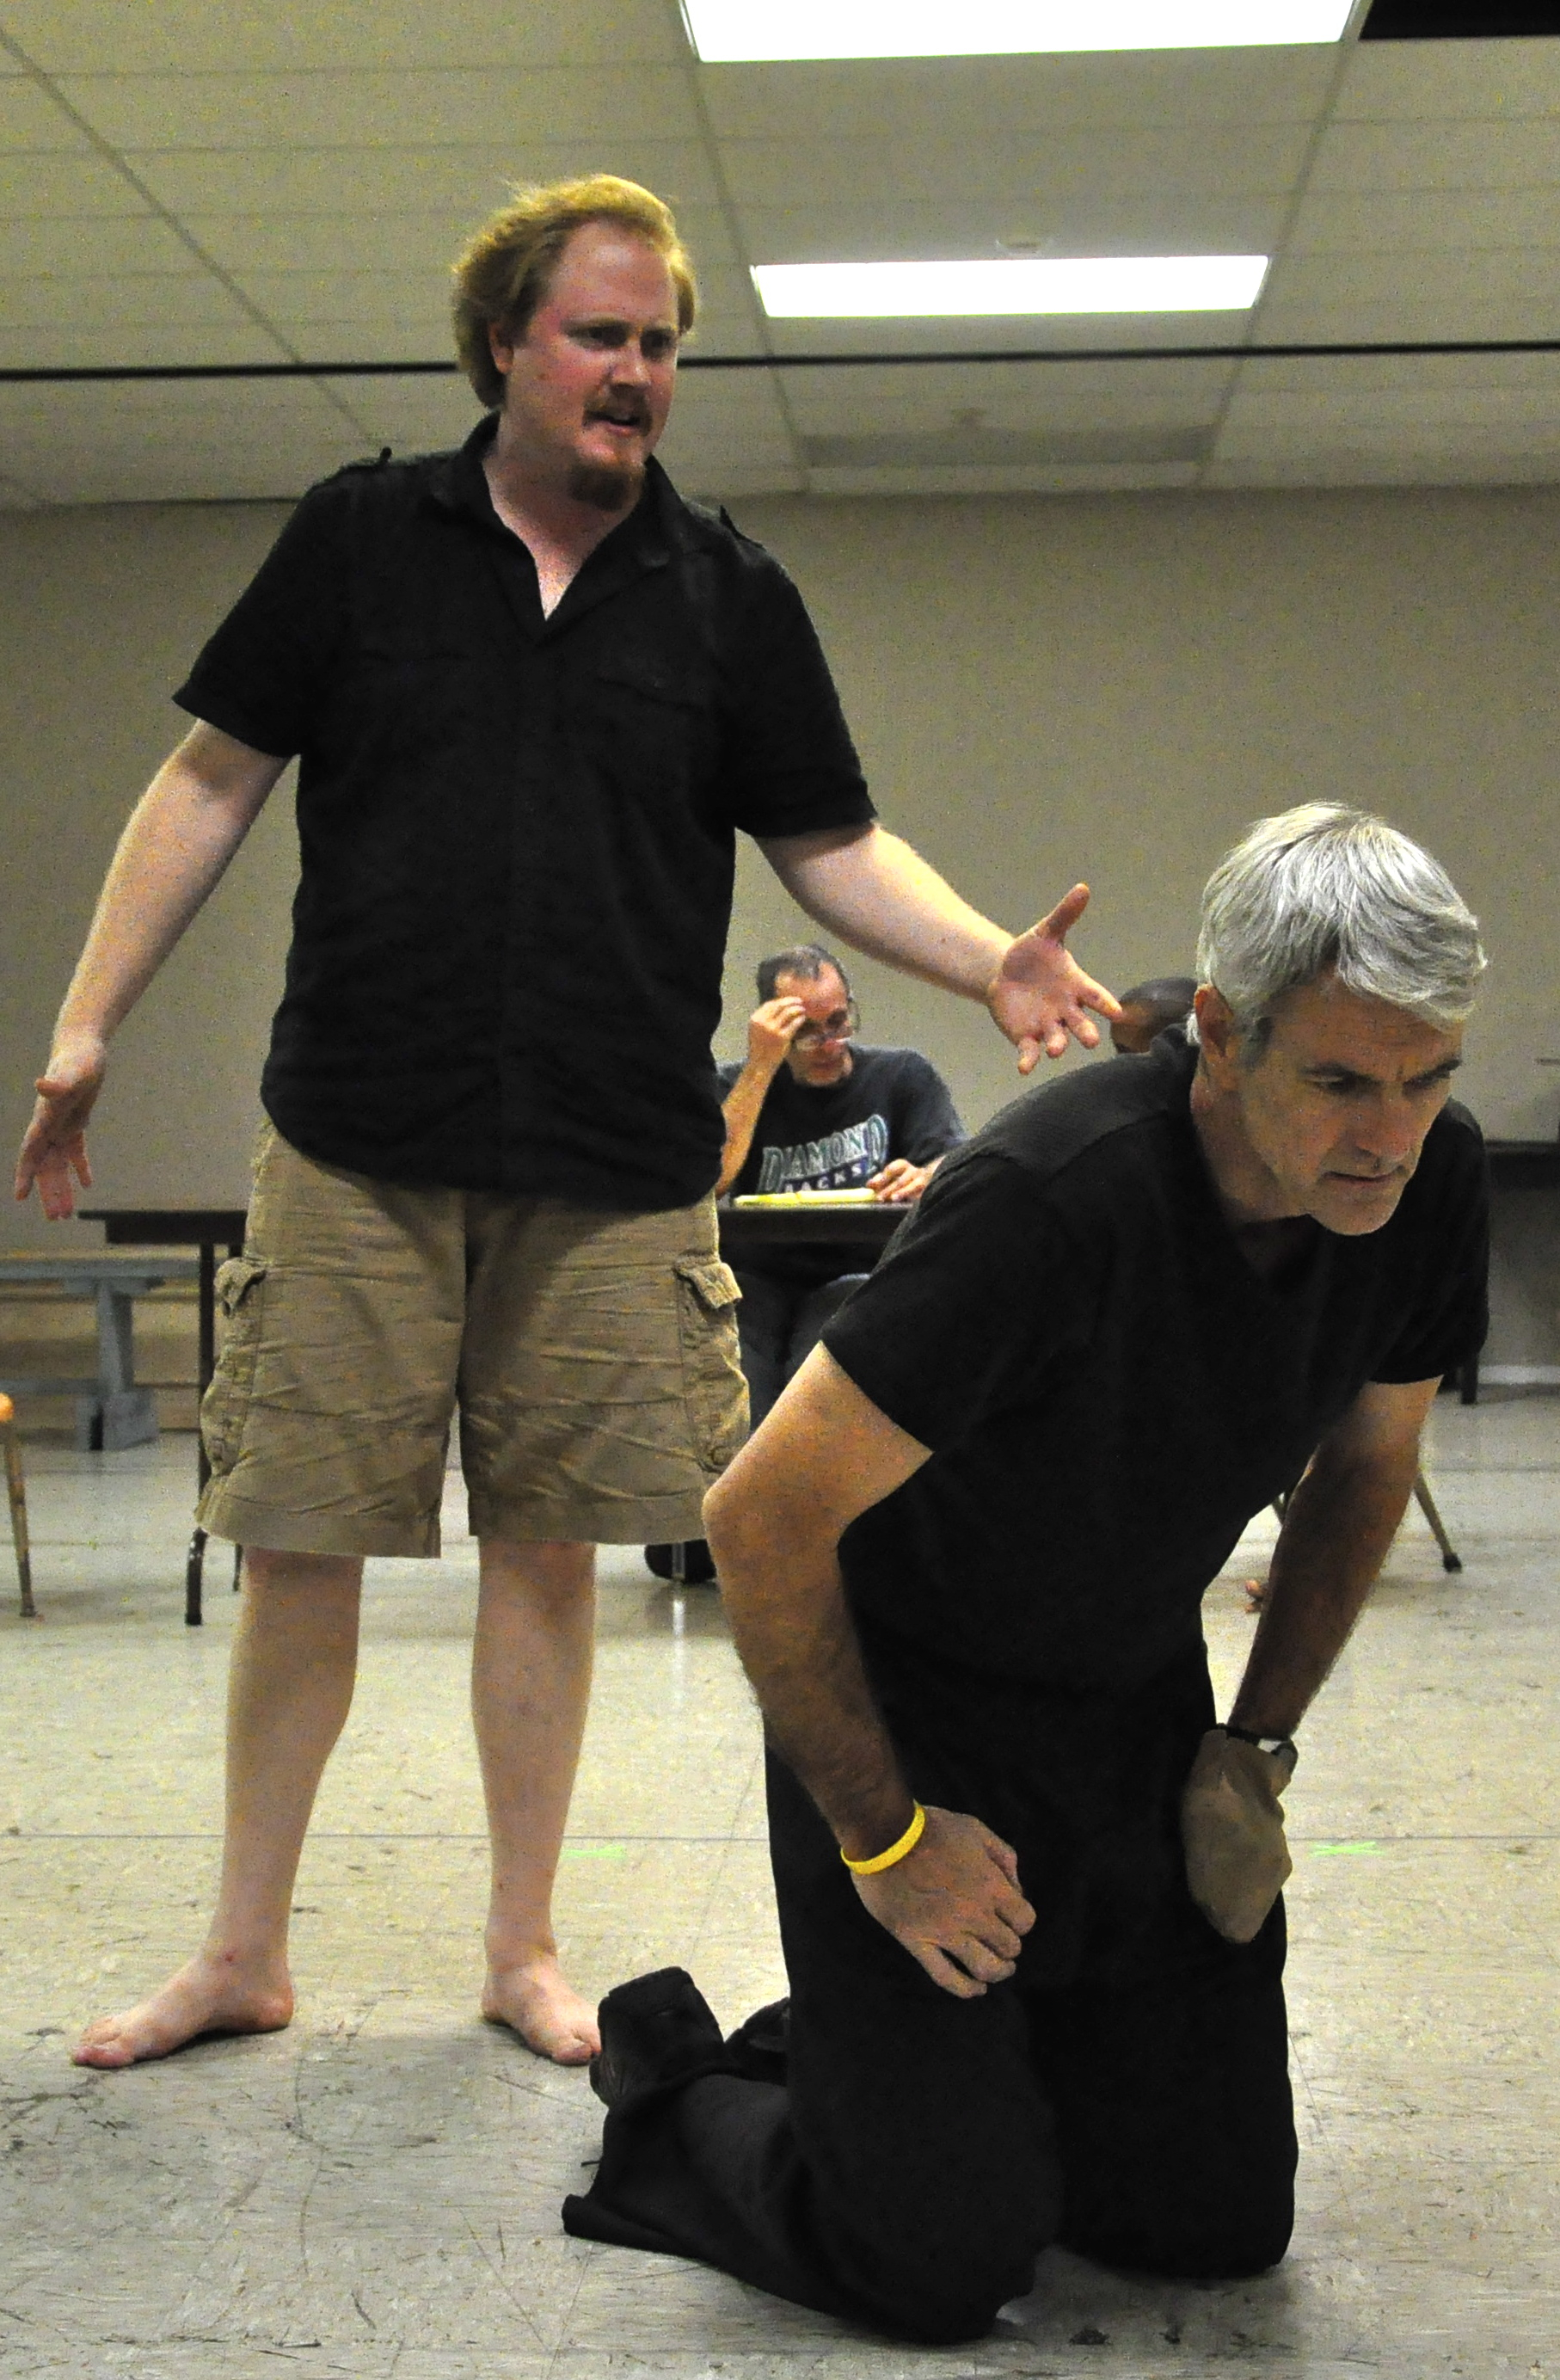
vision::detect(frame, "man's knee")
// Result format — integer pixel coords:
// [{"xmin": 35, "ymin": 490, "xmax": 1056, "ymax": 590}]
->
[
  {"xmin": 241, "ymin": 1546, "xmax": 363, "ymax": 1598},
  {"xmin": 1066, "ymin": 2163, "xmax": 1293, "ymax": 2284},
  {"xmin": 836, "ymin": 2209, "xmax": 1047, "ymax": 2346}
]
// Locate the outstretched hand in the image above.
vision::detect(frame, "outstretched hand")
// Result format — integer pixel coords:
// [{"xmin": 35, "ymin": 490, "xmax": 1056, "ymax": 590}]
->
[
  {"xmin": 987, "ymin": 883, "xmax": 1121, "ymax": 1073},
  {"xmin": 14, "ymin": 1033, "xmax": 106, "ymax": 1220},
  {"xmin": 851, "ymin": 1805, "xmax": 1035, "ymax": 1998}
]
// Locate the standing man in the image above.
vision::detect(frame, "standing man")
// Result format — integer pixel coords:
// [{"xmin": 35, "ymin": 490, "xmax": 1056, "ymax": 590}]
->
[
  {"xmin": 14, "ymin": 176, "xmax": 1115, "ymax": 2074},
  {"xmin": 564, "ymin": 807, "xmax": 1489, "ymax": 2341}
]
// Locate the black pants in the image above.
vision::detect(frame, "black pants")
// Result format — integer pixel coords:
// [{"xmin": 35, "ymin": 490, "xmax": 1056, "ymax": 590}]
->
[
  {"xmin": 733, "ymin": 1266, "xmax": 869, "ymax": 1430},
  {"xmin": 565, "ymin": 1647, "xmax": 1296, "ymax": 2344}
]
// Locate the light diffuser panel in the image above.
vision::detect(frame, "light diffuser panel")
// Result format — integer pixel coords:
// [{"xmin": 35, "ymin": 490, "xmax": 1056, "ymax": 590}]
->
[
  {"xmin": 684, "ymin": 1, "xmax": 1353, "ymax": 61},
  {"xmin": 752, "ymin": 256, "xmax": 1270, "ymax": 317}
]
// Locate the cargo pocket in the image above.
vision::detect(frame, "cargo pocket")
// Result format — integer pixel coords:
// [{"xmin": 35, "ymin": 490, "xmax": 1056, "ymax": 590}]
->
[
  {"xmin": 673, "ymin": 1255, "xmax": 747, "ymax": 1473},
  {"xmin": 200, "ymin": 1256, "xmax": 269, "ymax": 1479}
]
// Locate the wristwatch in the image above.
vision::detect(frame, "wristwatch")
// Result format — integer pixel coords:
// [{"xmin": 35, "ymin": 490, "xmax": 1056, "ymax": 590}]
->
[{"xmin": 1224, "ymin": 1721, "xmax": 1294, "ymax": 1756}]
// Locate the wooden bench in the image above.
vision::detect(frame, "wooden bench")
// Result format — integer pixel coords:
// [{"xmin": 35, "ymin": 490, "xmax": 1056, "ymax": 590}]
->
[{"xmin": 0, "ymin": 1252, "xmax": 200, "ymax": 1449}]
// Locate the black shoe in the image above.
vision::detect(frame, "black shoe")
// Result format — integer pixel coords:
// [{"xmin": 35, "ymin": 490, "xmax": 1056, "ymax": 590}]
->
[
  {"xmin": 643, "ymin": 1540, "xmax": 716, "ymax": 1584},
  {"xmin": 589, "ymin": 1966, "xmax": 728, "ymax": 2109},
  {"xmin": 725, "ymin": 1996, "xmax": 790, "ymax": 2086}
]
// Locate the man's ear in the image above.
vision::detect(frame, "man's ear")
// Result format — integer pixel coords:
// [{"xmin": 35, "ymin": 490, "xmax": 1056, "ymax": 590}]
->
[
  {"xmin": 1194, "ymin": 984, "xmax": 1239, "ymax": 1081},
  {"xmin": 487, "ymin": 319, "xmax": 514, "ymax": 379}
]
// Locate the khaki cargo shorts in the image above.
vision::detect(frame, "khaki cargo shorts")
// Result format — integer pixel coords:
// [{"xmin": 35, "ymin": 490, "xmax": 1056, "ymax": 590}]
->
[{"xmin": 196, "ymin": 1123, "xmax": 747, "ymax": 1557}]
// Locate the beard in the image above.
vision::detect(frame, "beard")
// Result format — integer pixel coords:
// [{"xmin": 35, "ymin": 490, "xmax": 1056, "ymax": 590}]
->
[{"xmin": 567, "ymin": 455, "xmax": 644, "ymax": 514}]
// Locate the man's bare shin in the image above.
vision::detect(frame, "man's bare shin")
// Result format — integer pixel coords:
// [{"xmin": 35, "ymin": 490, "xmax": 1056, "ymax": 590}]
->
[{"xmin": 71, "ymin": 1547, "xmax": 361, "ymax": 2068}]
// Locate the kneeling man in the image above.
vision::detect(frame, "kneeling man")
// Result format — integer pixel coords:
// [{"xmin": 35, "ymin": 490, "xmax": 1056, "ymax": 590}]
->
[{"xmin": 564, "ymin": 804, "xmax": 1488, "ymax": 2343}]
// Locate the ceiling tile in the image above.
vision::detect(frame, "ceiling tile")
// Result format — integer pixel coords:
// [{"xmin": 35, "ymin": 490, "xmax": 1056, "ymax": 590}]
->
[
  {"xmin": 0, "ymin": 74, "xmax": 93, "ymax": 150},
  {"xmin": 57, "ymin": 68, "xmax": 703, "ymax": 152},
  {"xmin": 335, "ymin": 375, "xmax": 487, "ymax": 452},
  {"xmin": 0, "ymin": 0, "xmax": 685, "ymax": 74},
  {"xmin": 1308, "ymin": 119, "xmax": 1560, "ymax": 193},
  {"xmin": 1234, "ymin": 347, "xmax": 1560, "ymax": 393},
  {"xmin": 699, "ymin": 49, "xmax": 1339, "ymax": 140},
  {"xmin": 0, "ymin": 269, "xmax": 260, "ymax": 328},
  {"xmin": 0, "ymin": 321, "xmax": 288, "ymax": 366},
  {"xmin": 220, "ymin": 269, "xmax": 449, "ymax": 330},
  {"xmin": 778, "ymin": 355, "xmax": 1235, "ymax": 436},
  {"xmin": 17, "ymin": 446, "xmax": 358, "ymax": 503},
  {"xmin": 1203, "ymin": 433, "xmax": 1560, "ymax": 489},
  {"xmin": 1336, "ymin": 34, "xmax": 1560, "ymax": 120},
  {"xmin": 1262, "ymin": 246, "xmax": 1560, "ymax": 312},
  {"xmin": 1220, "ymin": 384, "xmax": 1560, "ymax": 436},
  {"xmin": 177, "ymin": 200, "xmax": 740, "ymax": 279},
  {"xmin": 129, "ymin": 140, "xmax": 725, "ymax": 218},
  {"xmin": 0, "ymin": 378, "xmax": 365, "ymax": 444},
  {"xmin": 0, "ymin": 153, "xmax": 147, "ymax": 214},
  {"xmin": 805, "ymin": 459, "xmax": 1202, "ymax": 495},
  {"xmin": 0, "ymin": 215, "xmax": 202, "ymax": 274},
  {"xmin": 1288, "ymin": 189, "xmax": 1560, "ymax": 251},
  {"xmin": 759, "ymin": 311, "xmax": 1260, "ymax": 360},
  {"xmin": 721, "ymin": 126, "xmax": 1314, "ymax": 211},
  {"xmin": 731, "ymin": 198, "xmax": 1292, "ymax": 264},
  {"xmin": 654, "ymin": 372, "xmax": 801, "ymax": 495},
  {"xmin": 1253, "ymin": 292, "xmax": 1560, "ymax": 343}
]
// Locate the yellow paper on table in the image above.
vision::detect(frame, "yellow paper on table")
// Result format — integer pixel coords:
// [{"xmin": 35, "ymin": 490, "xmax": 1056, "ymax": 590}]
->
[{"xmin": 730, "ymin": 1190, "xmax": 880, "ymax": 1208}]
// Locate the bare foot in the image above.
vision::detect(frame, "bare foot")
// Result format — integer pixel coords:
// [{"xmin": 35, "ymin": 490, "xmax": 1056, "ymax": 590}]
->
[
  {"xmin": 72, "ymin": 1952, "xmax": 293, "ymax": 2069},
  {"xmin": 482, "ymin": 1954, "xmax": 599, "ymax": 2064}
]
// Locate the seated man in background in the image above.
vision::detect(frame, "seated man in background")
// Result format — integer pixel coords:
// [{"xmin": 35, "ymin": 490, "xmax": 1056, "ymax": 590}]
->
[
  {"xmin": 568, "ymin": 804, "xmax": 1489, "ymax": 2343},
  {"xmin": 646, "ymin": 945, "xmax": 962, "ymax": 1583},
  {"xmin": 1109, "ymin": 973, "xmax": 1199, "ymax": 1054}
]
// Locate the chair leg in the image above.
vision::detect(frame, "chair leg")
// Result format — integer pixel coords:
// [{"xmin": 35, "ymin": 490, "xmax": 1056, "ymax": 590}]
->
[
  {"xmin": 1413, "ymin": 1472, "xmax": 1463, "ymax": 1574},
  {"xmin": 0, "ymin": 1398, "xmax": 36, "ymax": 1620}
]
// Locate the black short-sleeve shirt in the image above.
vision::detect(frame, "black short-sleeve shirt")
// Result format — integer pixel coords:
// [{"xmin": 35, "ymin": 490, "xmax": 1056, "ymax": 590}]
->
[
  {"xmin": 823, "ymin": 1030, "xmax": 1489, "ymax": 1699},
  {"xmin": 717, "ymin": 1044, "xmax": 965, "ymax": 1287},
  {"xmin": 175, "ymin": 419, "xmax": 874, "ymax": 1208}
]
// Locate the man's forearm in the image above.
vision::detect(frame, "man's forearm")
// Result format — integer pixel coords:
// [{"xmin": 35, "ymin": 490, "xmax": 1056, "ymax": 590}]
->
[
  {"xmin": 1230, "ymin": 1438, "xmax": 1422, "ymax": 1740},
  {"xmin": 762, "ymin": 824, "xmax": 1010, "ymax": 1002},
  {"xmin": 716, "ymin": 1061, "xmax": 779, "ymax": 1196},
  {"xmin": 705, "ymin": 1479, "xmax": 915, "ymax": 1860},
  {"xmin": 52, "ymin": 729, "xmax": 282, "ymax": 1049}
]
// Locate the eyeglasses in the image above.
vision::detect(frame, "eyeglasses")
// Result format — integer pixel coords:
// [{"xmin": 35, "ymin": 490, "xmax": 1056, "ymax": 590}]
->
[{"xmin": 792, "ymin": 999, "xmax": 859, "ymax": 1049}]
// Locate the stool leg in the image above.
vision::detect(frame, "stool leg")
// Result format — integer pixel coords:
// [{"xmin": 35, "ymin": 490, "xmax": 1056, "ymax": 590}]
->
[
  {"xmin": 1413, "ymin": 1472, "xmax": 1463, "ymax": 1575},
  {"xmin": 185, "ymin": 1525, "xmax": 206, "ymax": 1626},
  {"xmin": 3, "ymin": 1418, "xmax": 35, "ymax": 1620}
]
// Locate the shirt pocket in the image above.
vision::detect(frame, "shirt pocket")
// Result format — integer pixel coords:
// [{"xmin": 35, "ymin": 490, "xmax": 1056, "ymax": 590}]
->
[{"xmin": 582, "ymin": 649, "xmax": 719, "ymax": 812}]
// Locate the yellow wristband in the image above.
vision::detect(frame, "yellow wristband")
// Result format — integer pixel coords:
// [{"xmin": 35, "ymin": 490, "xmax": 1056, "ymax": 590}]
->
[{"xmin": 841, "ymin": 1803, "xmax": 926, "ymax": 1876}]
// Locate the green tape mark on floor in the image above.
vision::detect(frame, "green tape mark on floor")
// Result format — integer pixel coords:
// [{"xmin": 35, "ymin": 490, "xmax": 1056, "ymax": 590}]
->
[
  {"xmin": 560, "ymin": 1843, "xmax": 628, "ymax": 1861},
  {"xmin": 1309, "ymin": 1841, "xmax": 1381, "ymax": 1856}
]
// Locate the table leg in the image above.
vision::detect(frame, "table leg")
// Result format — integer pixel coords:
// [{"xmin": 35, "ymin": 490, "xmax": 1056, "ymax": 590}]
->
[{"xmin": 186, "ymin": 1243, "xmax": 218, "ymax": 1627}]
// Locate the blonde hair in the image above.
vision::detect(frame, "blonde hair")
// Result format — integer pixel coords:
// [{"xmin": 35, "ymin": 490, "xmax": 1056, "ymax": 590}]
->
[{"xmin": 451, "ymin": 174, "xmax": 697, "ymax": 407}]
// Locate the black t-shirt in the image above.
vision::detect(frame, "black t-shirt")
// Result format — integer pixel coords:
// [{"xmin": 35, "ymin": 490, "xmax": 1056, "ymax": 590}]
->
[
  {"xmin": 718, "ymin": 1045, "xmax": 964, "ymax": 1286},
  {"xmin": 823, "ymin": 1030, "xmax": 1489, "ymax": 1700},
  {"xmin": 175, "ymin": 420, "xmax": 873, "ymax": 1208}
]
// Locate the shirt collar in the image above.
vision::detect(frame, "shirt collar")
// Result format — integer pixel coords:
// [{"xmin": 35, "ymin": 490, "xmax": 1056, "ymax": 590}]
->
[{"xmin": 426, "ymin": 409, "xmax": 674, "ymax": 576}]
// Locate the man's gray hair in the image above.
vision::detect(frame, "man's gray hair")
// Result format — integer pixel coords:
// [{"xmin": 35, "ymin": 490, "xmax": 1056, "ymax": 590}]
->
[{"xmin": 1191, "ymin": 803, "xmax": 1484, "ymax": 1050}]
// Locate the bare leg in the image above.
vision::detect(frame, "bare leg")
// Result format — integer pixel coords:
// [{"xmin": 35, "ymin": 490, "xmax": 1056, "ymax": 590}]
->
[
  {"xmin": 73, "ymin": 1549, "xmax": 362, "ymax": 2069},
  {"xmin": 474, "ymin": 1537, "xmax": 599, "ymax": 2064}
]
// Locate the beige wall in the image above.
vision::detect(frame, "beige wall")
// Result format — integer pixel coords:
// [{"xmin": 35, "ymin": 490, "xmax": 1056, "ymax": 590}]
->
[{"xmin": 3, "ymin": 483, "xmax": 1556, "ymax": 1362}]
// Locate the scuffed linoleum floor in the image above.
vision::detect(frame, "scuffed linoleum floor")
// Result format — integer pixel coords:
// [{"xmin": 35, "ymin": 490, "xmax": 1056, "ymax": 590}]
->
[{"xmin": 0, "ymin": 1391, "xmax": 1557, "ymax": 2380}]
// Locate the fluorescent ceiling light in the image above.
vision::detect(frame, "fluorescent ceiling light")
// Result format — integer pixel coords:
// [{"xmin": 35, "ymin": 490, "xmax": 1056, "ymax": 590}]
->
[
  {"xmin": 752, "ymin": 255, "xmax": 1269, "ymax": 317},
  {"xmin": 684, "ymin": 1, "xmax": 1352, "ymax": 62}
]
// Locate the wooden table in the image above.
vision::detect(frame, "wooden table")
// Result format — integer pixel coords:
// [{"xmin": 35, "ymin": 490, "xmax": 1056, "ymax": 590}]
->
[{"xmin": 81, "ymin": 1208, "xmax": 248, "ymax": 1624}]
